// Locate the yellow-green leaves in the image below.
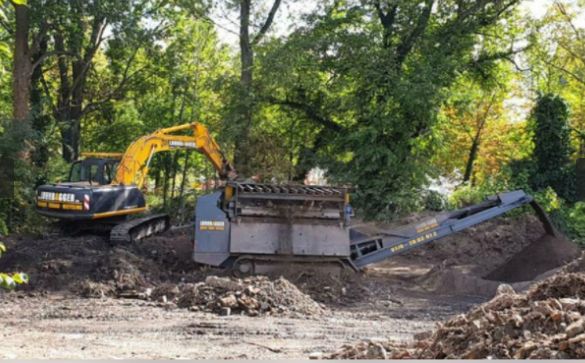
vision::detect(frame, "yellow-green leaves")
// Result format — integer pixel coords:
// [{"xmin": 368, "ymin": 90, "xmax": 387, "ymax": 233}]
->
[
  {"xmin": 0, "ymin": 243, "xmax": 29, "ymax": 289},
  {"xmin": 11, "ymin": 0, "xmax": 27, "ymax": 5},
  {"xmin": 12, "ymin": 272, "xmax": 29, "ymax": 284}
]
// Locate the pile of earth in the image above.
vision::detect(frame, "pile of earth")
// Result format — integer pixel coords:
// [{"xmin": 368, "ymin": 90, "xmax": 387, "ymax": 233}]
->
[
  {"xmin": 87, "ymin": 275, "xmax": 326, "ymax": 317},
  {"xmin": 0, "ymin": 229, "xmax": 345, "ymax": 314},
  {"xmin": 0, "ymin": 228, "xmax": 211, "ymax": 296},
  {"xmin": 365, "ymin": 215, "xmax": 580, "ymax": 297},
  {"xmin": 325, "ymin": 253, "xmax": 585, "ymax": 359},
  {"xmin": 170, "ymin": 275, "xmax": 326, "ymax": 317}
]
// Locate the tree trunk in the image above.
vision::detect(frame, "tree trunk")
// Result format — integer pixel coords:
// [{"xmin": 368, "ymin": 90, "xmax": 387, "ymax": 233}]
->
[
  {"xmin": 12, "ymin": 3, "xmax": 32, "ymax": 122},
  {"xmin": 170, "ymin": 151, "xmax": 179, "ymax": 201},
  {"xmin": 153, "ymin": 164, "xmax": 161, "ymax": 192},
  {"xmin": 30, "ymin": 35, "xmax": 50, "ymax": 168},
  {"xmin": 463, "ymin": 134, "xmax": 480, "ymax": 184},
  {"xmin": 178, "ymin": 151, "xmax": 190, "ymax": 220},
  {"xmin": 235, "ymin": 0, "xmax": 254, "ymax": 173},
  {"xmin": 162, "ymin": 154, "xmax": 171, "ymax": 208}
]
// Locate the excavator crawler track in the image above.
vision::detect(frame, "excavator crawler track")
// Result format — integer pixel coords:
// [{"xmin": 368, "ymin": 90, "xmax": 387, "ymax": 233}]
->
[{"xmin": 109, "ymin": 213, "xmax": 170, "ymax": 244}]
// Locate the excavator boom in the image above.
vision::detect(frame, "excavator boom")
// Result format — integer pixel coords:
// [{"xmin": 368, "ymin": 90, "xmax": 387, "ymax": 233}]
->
[{"xmin": 114, "ymin": 123, "xmax": 236, "ymax": 188}]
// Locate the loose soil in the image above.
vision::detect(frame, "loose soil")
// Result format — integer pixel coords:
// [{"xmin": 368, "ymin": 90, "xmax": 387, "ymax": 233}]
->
[
  {"xmin": 327, "ymin": 256, "xmax": 585, "ymax": 359},
  {"xmin": 0, "ymin": 214, "xmax": 581, "ymax": 358}
]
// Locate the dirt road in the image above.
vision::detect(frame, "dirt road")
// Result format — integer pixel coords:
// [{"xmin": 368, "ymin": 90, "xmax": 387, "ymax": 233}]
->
[
  {"xmin": 0, "ymin": 282, "xmax": 480, "ymax": 359},
  {"xmin": 0, "ymin": 215, "xmax": 577, "ymax": 358}
]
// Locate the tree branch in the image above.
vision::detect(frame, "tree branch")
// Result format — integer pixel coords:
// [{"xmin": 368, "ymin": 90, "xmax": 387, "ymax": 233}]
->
[
  {"xmin": 396, "ymin": 0, "xmax": 434, "ymax": 66},
  {"xmin": 70, "ymin": 16, "xmax": 107, "ymax": 95},
  {"xmin": 31, "ymin": 50, "xmax": 74, "ymax": 72},
  {"xmin": 546, "ymin": 59, "xmax": 585, "ymax": 85},
  {"xmin": 81, "ymin": 47, "xmax": 143, "ymax": 115},
  {"xmin": 39, "ymin": 69, "xmax": 58, "ymax": 116},
  {"xmin": 251, "ymin": 0, "xmax": 282, "ymax": 46},
  {"xmin": 265, "ymin": 95, "xmax": 343, "ymax": 133},
  {"xmin": 374, "ymin": 0, "xmax": 398, "ymax": 48}
]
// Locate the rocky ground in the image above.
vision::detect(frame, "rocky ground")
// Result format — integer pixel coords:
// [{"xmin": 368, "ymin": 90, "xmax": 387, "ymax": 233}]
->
[
  {"xmin": 327, "ymin": 255, "xmax": 585, "ymax": 359},
  {"xmin": 0, "ymin": 215, "xmax": 582, "ymax": 359}
]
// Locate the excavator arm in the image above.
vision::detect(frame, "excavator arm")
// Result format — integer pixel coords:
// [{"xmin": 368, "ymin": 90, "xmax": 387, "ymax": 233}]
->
[{"xmin": 113, "ymin": 123, "xmax": 236, "ymax": 188}]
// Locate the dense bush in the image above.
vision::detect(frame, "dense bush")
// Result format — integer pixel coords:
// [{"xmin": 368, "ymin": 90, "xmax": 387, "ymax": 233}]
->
[
  {"xmin": 561, "ymin": 202, "xmax": 585, "ymax": 245},
  {"xmin": 528, "ymin": 94, "xmax": 575, "ymax": 201},
  {"xmin": 0, "ymin": 120, "xmax": 46, "ymax": 234}
]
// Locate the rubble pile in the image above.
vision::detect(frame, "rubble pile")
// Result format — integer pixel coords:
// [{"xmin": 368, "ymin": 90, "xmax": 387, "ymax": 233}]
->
[
  {"xmin": 327, "ymin": 270, "xmax": 585, "ymax": 359},
  {"xmin": 173, "ymin": 275, "xmax": 326, "ymax": 317}
]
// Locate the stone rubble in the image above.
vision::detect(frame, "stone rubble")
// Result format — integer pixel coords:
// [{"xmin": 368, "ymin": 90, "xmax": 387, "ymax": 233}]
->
[
  {"xmin": 162, "ymin": 275, "xmax": 326, "ymax": 317},
  {"xmin": 326, "ymin": 270, "xmax": 585, "ymax": 359}
]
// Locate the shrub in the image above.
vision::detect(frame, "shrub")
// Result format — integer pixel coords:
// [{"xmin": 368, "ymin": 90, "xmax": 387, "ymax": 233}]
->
[
  {"xmin": 562, "ymin": 202, "xmax": 585, "ymax": 245},
  {"xmin": 0, "ymin": 242, "xmax": 29, "ymax": 290}
]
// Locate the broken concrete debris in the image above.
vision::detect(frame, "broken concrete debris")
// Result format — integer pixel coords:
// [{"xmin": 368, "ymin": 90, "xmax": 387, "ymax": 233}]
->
[
  {"xmin": 327, "ymin": 266, "xmax": 585, "ymax": 359},
  {"xmin": 174, "ymin": 275, "xmax": 326, "ymax": 317}
]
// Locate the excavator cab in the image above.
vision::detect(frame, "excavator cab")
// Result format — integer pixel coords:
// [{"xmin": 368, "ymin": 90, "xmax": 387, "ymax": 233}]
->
[
  {"xmin": 68, "ymin": 158, "xmax": 119, "ymax": 185},
  {"xmin": 36, "ymin": 153, "xmax": 145, "ymax": 222}
]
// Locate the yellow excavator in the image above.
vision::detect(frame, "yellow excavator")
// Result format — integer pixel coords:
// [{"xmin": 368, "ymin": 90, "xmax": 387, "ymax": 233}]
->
[{"xmin": 35, "ymin": 123, "xmax": 236, "ymax": 242}]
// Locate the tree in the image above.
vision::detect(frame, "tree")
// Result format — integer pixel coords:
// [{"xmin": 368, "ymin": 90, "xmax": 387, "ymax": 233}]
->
[
  {"xmin": 81, "ymin": 9, "xmax": 232, "ymax": 208},
  {"xmin": 11, "ymin": 0, "xmax": 30, "ymax": 122},
  {"xmin": 257, "ymin": 0, "xmax": 524, "ymax": 217},
  {"xmin": 14, "ymin": 0, "xmax": 165, "ymax": 163},
  {"xmin": 527, "ymin": 1, "xmax": 585, "ymax": 151},
  {"xmin": 220, "ymin": 0, "xmax": 282, "ymax": 175},
  {"xmin": 430, "ymin": 66, "xmax": 530, "ymax": 186},
  {"xmin": 530, "ymin": 93, "xmax": 574, "ymax": 199}
]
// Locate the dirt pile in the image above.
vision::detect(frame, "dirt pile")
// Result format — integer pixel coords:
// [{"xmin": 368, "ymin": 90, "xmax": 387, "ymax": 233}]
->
[
  {"xmin": 485, "ymin": 234, "xmax": 580, "ymax": 282},
  {"xmin": 0, "ymin": 228, "xmax": 207, "ymax": 295},
  {"xmin": 173, "ymin": 275, "xmax": 326, "ymax": 317},
  {"xmin": 327, "ymin": 268, "xmax": 585, "ymax": 359},
  {"xmin": 394, "ymin": 215, "xmax": 581, "ymax": 297}
]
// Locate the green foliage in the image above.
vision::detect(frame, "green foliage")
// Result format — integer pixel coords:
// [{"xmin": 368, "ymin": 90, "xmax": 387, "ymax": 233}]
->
[
  {"xmin": 0, "ymin": 119, "xmax": 45, "ymax": 234},
  {"xmin": 448, "ymin": 177, "xmax": 511, "ymax": 208},
  {"xmin": 564, "ymin": 202, "xmax": 585, "ymax": 244},
  {"xmin": 423, "ymin": 190, "xmax": 446, "ymax": 212},
  {"xmin": 529, "ymin": 94, "xmax": 575, "ymax": 200},
  {"xmin": 1, "ymin": 0, "xmax": 580, "ymax": 234},
  {"xmin": 0, "ymin": 242, "xmax": 29, "ymax": 290},
  {"xmin": 255, "ymin": 0, "xmax": 523, "ymax": 219}
]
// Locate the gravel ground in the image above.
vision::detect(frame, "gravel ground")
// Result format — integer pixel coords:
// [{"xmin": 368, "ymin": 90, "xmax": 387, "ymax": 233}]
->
[{"xmin": 0, "ymin": 285, "xmax": 479, "ymax": 359}]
